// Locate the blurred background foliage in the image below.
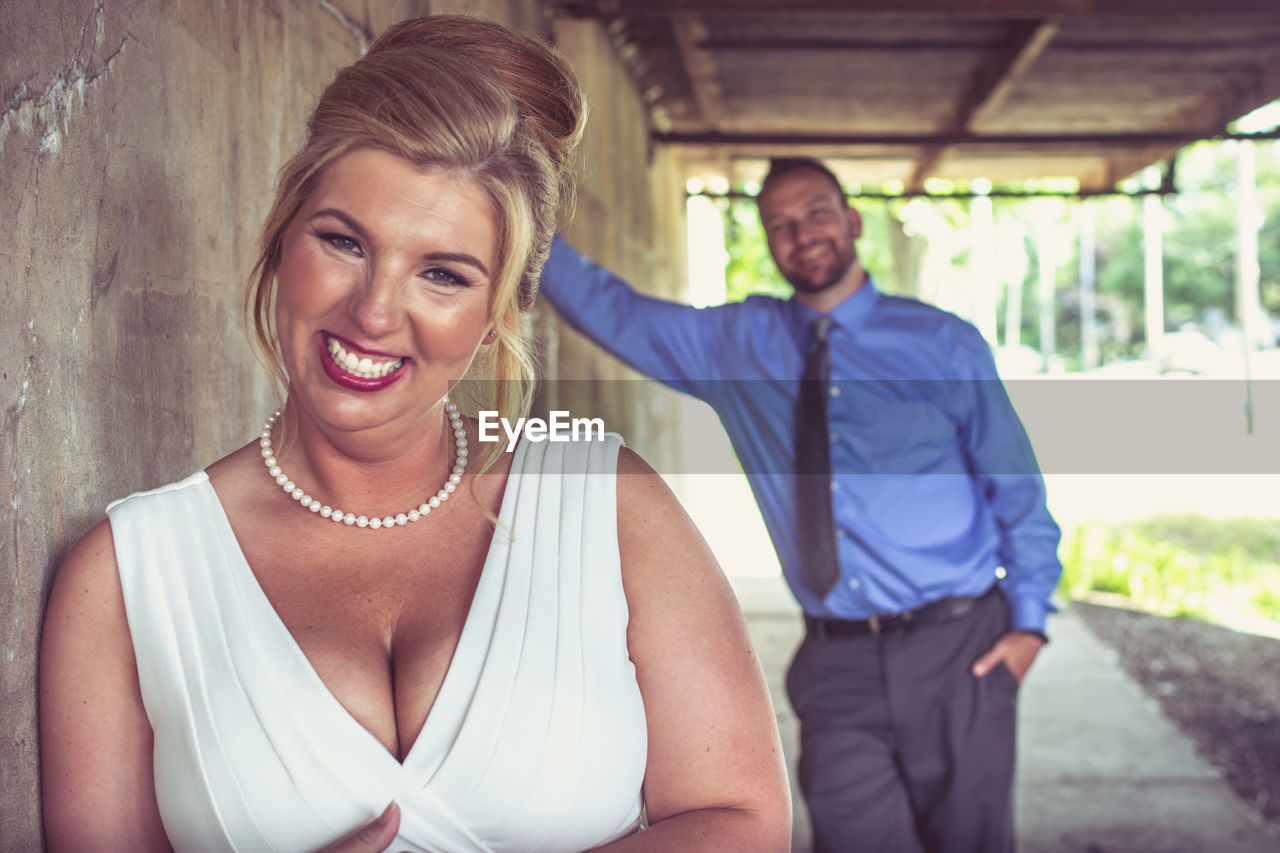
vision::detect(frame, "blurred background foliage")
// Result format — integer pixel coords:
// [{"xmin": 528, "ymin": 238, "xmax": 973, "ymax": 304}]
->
[
  {"xmin": 720, "ymin": 138, "xmax": 1280, "ymax": 370},
  {"xmin": 713, "ymin": 131, "xmax": 1280, "ymax": 630},
  {"xmin": 1060, "ymin": 516, "xmax": 1280, "ymax": 626}
]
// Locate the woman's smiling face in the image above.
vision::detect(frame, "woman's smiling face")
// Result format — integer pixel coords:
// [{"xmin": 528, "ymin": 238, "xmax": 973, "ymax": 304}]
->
[{"xmin": 274, "ymin": 147, "xmax": 498, "ymax": 436}]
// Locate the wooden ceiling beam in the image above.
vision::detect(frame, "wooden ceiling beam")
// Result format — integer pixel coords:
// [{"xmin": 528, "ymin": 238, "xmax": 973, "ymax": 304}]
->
[
  {"xmin": 969, "ymin": 21, "xmax": 1061, "ymax": 125},
  {"xmin": 601, "ymin": 0, "xmax": 1278, "ymax": 16},
  {"xmin": 1209, "ymin": 51, "xmax": 1280, "ymax": 131},
  {"xmin": 610, "ymin": 0, "xmax": 1085, "ymax": 14},
  {"xmin": 698, "ymin": 37, "xmax": 1280, "ymax": 53},
  {"xmin": 685, "ymin": 184, "xmax": 1176, "ymax": 199},
  {"xmin": 672, "ymin": 17, "xmax": 727, "ymax": 130},
  {"xmin": 654, "ymin": 129, "xmax": 1280, "ymax": 146},
  {"xmin": 907, "ymin": 18, "xmax": 1060, "ymax": 192},
  {"xmin": 1136, "ymin": 48, "xmax": 1280, "ymax": 161}
]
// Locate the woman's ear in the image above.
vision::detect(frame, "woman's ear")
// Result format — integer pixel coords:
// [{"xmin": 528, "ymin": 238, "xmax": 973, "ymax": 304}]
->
[{"xmin": 482, "ymin": 327, "xmax": 498, "ymax": 344}]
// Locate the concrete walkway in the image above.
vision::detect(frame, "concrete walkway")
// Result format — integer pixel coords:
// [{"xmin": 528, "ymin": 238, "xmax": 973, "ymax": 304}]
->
[{"xmin": 729, "ymin": 575, "xmax": 1278, "ymax": 853}]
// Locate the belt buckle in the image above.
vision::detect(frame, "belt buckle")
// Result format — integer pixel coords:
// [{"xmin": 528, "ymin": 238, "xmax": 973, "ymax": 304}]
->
[{"xmin": 867, "ymin": 614, "xmax": 881, "ymax": 635}]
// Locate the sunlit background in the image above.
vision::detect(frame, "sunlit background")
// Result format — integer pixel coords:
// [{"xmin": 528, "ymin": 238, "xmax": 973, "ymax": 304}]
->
[{"xmin": 675, "ymin": 101, "xmax": 1280, "ymax": 639}]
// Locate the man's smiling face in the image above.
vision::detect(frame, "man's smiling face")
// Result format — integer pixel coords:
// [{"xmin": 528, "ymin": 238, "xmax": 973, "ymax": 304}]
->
[{"xmin": 759, "ymin": 166, "xmax": 863, "ymax": 303}]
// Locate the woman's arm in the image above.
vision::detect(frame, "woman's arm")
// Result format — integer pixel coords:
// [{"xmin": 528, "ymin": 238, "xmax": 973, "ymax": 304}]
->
[
  {"xmin": 40, "ymin": 520, "xmax": 173, "ymax": 852},
  {"xmin": 599, "ymin": 448, "xmax": 791, "ymax": 851}
]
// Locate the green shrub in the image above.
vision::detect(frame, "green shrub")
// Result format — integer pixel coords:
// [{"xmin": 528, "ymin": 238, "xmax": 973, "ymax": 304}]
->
[{"xmin": 1059, "ymin": 515, "xmax": 1280, "ymax": 625}]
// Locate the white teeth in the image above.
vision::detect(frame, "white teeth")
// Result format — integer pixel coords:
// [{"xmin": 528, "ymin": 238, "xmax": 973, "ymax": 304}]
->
[{"xmin": 325, "ymin": 336, "xmax": 404, "ymax": 379}]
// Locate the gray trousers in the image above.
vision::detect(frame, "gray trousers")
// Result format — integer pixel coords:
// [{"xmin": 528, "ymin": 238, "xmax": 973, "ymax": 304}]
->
[{"xmin": 785, "ymin": 588, "xmax": 1018, "ymax": 853}]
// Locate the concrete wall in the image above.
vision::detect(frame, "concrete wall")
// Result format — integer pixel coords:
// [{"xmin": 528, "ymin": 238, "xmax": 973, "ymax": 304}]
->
[
  {"xmin": 542, "ymin": 19, "xmax": 689, "ymax": 470},
  {"xmin": 0, "ymin": 0, "xmax": 682, "ymax": 847}
]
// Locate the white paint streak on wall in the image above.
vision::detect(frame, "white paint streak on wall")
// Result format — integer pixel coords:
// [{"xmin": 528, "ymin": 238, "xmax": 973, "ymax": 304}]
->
[
  {"xmin": 318, "ymin": 0, "xmax": 372, "ymax": 54},
  {"xmin": 0, "ymin": 1, "xmax": 128, "ymax": 157}
]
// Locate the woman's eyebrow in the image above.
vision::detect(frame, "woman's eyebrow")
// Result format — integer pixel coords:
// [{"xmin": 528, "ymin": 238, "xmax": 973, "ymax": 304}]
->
[
  {"xmin": 422, "ymin": 252, "xmax": 490, "ymax": 276},
  {"xmin": 310, "ymin": 209, "xmax": 490, "ymax": 276},
  {"xmin": 310, "ymin": 208, "xmax": 368, "ymax": 241}
]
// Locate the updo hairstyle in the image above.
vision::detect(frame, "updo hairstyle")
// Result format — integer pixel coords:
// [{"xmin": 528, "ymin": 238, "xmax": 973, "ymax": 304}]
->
[{"xmin": 244, "ymin": 15, "xmax": 586, "ymax": 451}]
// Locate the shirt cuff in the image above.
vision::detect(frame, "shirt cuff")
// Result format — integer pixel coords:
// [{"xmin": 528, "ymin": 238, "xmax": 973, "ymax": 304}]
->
[{"xmin": 1007, "ymin": 594, "xmax": 1056, "ymax": 638}]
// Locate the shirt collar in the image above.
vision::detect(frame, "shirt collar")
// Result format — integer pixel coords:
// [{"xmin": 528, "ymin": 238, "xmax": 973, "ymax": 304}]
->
[{"xmin": 788, "ymin": 275, "xmax": 880, "ymax": 343}]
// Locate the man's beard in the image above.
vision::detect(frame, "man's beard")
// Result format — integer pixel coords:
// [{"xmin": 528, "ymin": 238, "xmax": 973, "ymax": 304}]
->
[{"xmin": 780, "ymin": 240, "xmax": 857, "ymax": 293}]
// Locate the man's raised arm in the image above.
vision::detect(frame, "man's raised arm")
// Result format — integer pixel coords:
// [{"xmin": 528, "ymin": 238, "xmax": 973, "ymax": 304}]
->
[{"xmin": 541, "ymin": 235, "xmax": 730, "ymax": 396}]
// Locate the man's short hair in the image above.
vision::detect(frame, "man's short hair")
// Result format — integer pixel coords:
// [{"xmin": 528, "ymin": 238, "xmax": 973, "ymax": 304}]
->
[{"xmin": 760, "ymin": 158, "xmax": 847, "ymax": 204}]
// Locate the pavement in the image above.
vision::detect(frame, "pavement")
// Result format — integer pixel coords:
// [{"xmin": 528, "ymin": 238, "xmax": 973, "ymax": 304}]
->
[{"xmin": 729, "ymin": 575, "xmax": 1279, "ymax": 853}]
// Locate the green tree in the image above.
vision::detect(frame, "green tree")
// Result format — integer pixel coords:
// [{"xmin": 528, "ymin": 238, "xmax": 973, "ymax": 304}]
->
[{"xmin": 719, "ymin": 136, "xmax": 1280, "ymax": 364}]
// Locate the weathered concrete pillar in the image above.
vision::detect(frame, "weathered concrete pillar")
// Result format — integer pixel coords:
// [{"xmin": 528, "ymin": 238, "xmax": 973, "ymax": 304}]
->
[
  {"xmin": 0, "ymin": 1, "xmax": 432, "ymax": 845},
  {"xmin": 1034, "ymin": 203, "xmax": 1058, "ymax": 371},
  {"xmin": 544, "ymin": 16, "xmax": 689, "ymax": 471},
  {"xmin": 1143, "ymin": 192, "xmax": 1166, "ymax": 355},
  {"xmin": 1078, "ymin": 200, "xmax": 1099, "ymax": 371},
  {"xmin": 2, "ymin": 2, "xmax": 684, "ymax": 844},
  {"xmin": 969, "ymin": 181, "xmax": 999, "ymax": 347},
  {"xmin": 1235, "ymin": 139, "xmax": 1263, "ymax": 353}
]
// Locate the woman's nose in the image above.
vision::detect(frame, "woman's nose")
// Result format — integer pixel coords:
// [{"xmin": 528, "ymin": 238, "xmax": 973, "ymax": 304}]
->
[{"xmin": 349, "ymin": 264, "xmax": 405, "ymax": 338}]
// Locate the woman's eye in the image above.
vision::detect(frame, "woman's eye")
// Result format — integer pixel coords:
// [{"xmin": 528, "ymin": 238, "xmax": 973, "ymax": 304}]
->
[
  {"xmin": 320, "ymin": 233, "xmax": 363, "ymax": 256},
  {"xmin": 421, "ymin": 267, "xmax": 470, "ymax": 288}
]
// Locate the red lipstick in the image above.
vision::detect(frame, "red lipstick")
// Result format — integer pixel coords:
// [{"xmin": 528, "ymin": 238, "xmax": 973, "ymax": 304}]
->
[{"xmin": 318, "ymin": 335, "xmax": 409, "ymax": 392}]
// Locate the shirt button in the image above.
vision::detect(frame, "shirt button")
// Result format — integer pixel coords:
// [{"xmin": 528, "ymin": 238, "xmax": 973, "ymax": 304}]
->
[
  {"xmin": 829, "ymin": 431, "xmax": 838, "ymax": 442},
  {"xmin": 830, "ymin": 481, "xmax": 838, "ymax": 492},
  {"xmin": 830, "ymin": 386, "xmax": 841, "ymax": 398},
  {"xmin": 848, "ymin": 578, "xmax": 860, "ymax": 589}
]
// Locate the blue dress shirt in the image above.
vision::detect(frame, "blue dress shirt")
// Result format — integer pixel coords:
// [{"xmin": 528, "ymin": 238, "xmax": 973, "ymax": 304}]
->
[{"xmin": 542, "ymin": 236, "xmax": 1062, "ymax": 632}]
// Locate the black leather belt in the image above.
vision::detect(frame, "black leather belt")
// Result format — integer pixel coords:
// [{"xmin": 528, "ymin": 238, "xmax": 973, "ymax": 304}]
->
[{"xmin": 805, "ymin": 585, "xmax": 998, "ymax": 638}]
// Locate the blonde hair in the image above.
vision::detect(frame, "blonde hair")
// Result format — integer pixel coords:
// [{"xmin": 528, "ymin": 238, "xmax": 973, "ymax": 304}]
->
[{"xmin": 244, "ymin": 15, "xmax": 585, "ymax": 471}]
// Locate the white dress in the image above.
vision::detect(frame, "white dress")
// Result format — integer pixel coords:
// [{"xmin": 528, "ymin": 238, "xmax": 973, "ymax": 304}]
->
[{"xmin": 108, "ymin": 434, "xmax": 647, "ymax": 853}]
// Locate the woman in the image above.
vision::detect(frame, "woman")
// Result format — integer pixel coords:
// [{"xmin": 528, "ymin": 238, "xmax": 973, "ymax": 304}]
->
[{"xmin": 39, "ymin": 15, "xmax": 790, "ymax": 853}]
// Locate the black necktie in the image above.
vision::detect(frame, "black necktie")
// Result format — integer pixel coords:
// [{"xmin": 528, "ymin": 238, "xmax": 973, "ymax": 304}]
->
[{"xmin": 795, "ymin": 315, "xmax": 840, "ymax": 600}]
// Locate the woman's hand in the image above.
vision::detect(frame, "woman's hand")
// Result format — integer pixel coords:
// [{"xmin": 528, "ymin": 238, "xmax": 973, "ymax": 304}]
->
[{"xmin": 315, "ymin": 802, "xmax": 402, "ymax": 853}]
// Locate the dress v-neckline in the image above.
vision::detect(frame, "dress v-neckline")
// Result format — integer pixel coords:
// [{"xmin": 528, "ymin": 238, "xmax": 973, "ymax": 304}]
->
[{"xmin": 197, "ymin": 439, "xmax": 527, "ymax": 772}]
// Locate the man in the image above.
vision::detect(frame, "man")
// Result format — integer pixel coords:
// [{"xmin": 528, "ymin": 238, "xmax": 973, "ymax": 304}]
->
[{"xmin": 540, "ymin": 158, "xmax": 1061, "ymax": 852}]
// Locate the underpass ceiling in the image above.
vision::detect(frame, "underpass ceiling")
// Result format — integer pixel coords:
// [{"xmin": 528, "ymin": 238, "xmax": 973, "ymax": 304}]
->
[{"xmin": 552, "ymin": 0, "xmax": 1280, "ymax": 194}]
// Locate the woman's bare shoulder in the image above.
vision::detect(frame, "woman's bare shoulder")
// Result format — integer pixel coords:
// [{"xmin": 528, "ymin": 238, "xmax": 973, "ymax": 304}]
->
[
  {"xmin": 43, "ymin": 519, "xmax": 132, "ymax": 711},
  {"xmin": 612, "ymin": 444, "xmax": 728, "ymax": 608},
  {"xmin": 42, "ymin": 512, "xmax": 172, "ymax": 851},
  {"xmin": 608, "ymin": 447, "xmax": 792, "ymax": 844},
  {"xmin": 53, "ymin": 518, "xmax": 122, "ymax": 605},
  {"xmin": 613, "ymin": 444, "xmax": 710, "ymax": 553},
  {"xmin": 613, "ymin": 444, "xmax": 671, "ymax": 509}
]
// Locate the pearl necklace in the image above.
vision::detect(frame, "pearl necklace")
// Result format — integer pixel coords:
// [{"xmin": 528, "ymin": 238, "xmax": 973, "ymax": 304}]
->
[{"xmin": 259, "ymin": 396, "xmax": 468, "ymax": 529}]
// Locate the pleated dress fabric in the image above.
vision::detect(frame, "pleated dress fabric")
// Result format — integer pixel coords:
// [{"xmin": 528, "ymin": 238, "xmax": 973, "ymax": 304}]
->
[{"xmin": 108, "ymin": 434, "xmax": 647, "ymax": 853}]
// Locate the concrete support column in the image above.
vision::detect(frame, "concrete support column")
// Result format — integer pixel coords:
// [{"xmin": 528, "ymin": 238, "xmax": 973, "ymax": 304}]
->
[
  {"xmin": 1035, "ymin": 204, "xmax": 1058, "ymax": 371},
  {"xmin": 686, "ymin": 191, "xmax": 728, "ymax": 308},
  {"xmin": 969, "ymin": 182, "xmax": 999, "ymax": 346},
  {"xmin": 1235, "ymin": 140, "xmax": 1263, "ymax": 353},
  {"xmin": 1143, "ymin": 192, "xmax": 1165, "ymax": 354},
  {"xmin": 1003, "ymin": 220, "xmax": 1026, "ymax": 351},
  {"xmin": 1078, "ymin": 200, "xmax": 1099, "ymax": 370}
]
